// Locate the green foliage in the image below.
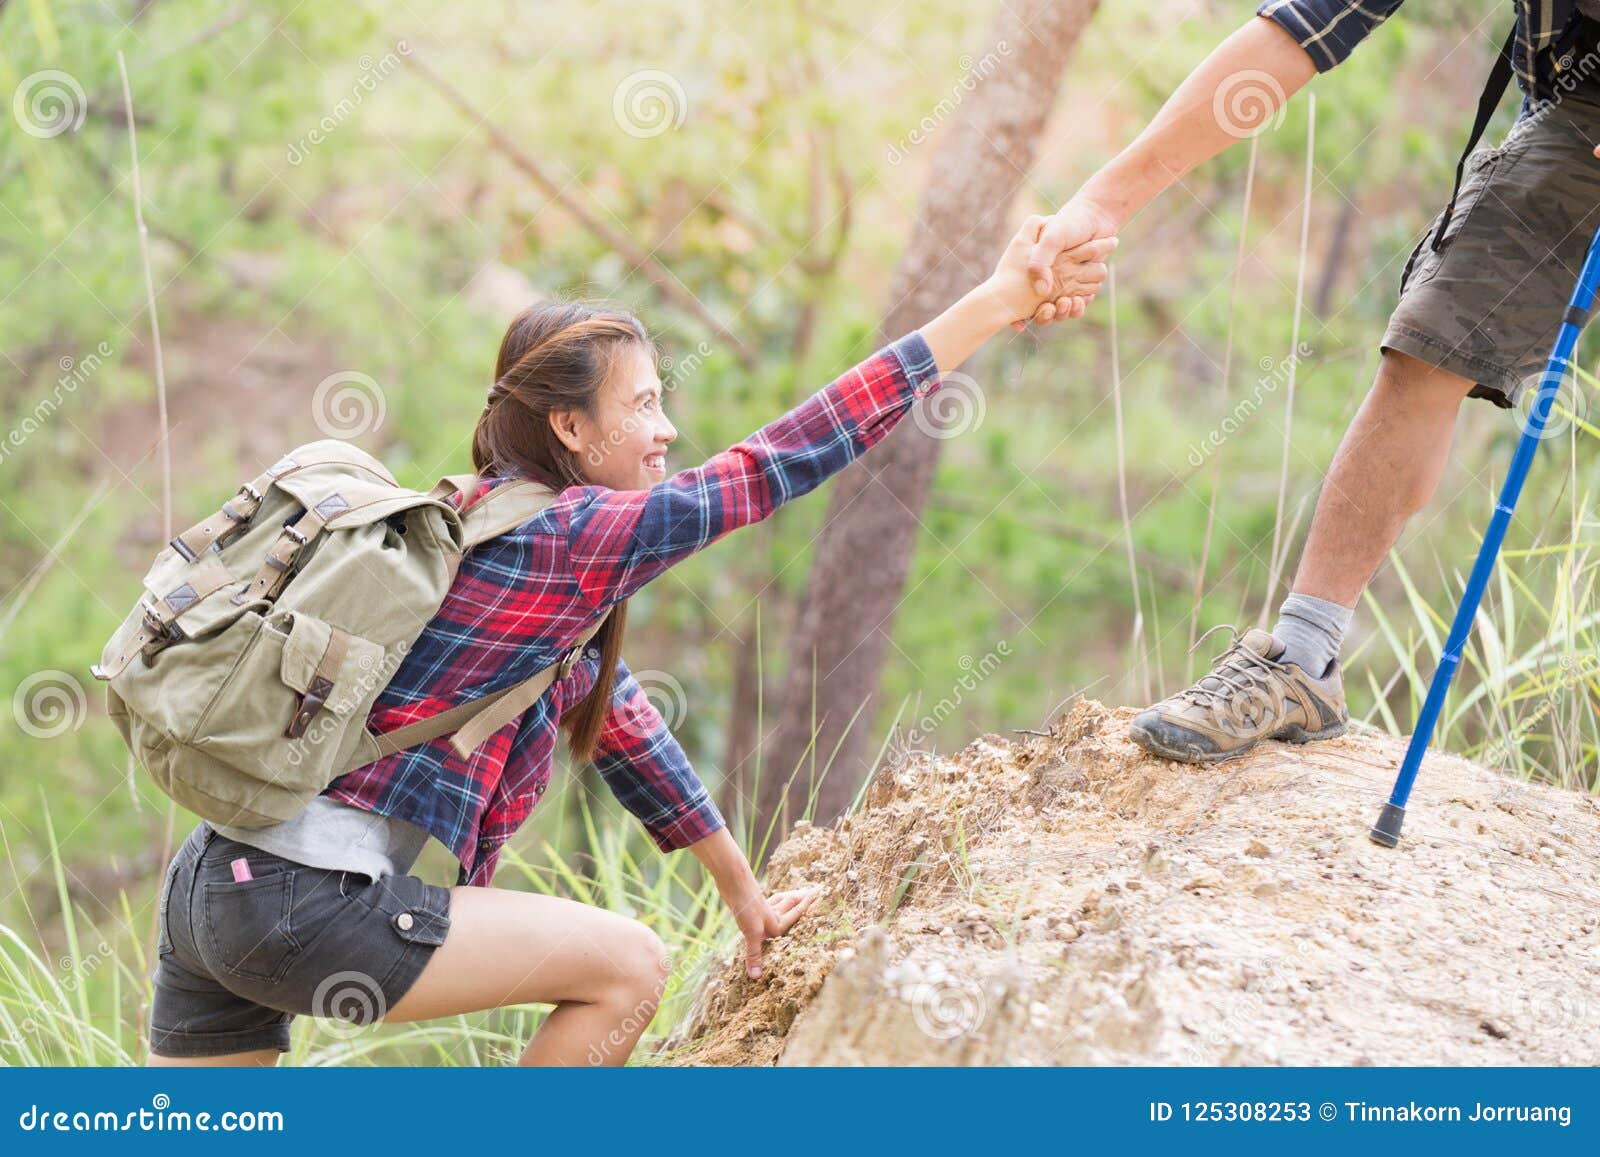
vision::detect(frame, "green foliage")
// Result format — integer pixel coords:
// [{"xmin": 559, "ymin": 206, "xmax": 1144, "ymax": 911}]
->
[{"xmin": 2, "ymin": 0, "xmax": 1596, "ymax": 1063}]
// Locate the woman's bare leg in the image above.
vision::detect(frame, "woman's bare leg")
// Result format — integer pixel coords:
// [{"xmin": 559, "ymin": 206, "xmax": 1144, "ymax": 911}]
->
[
  {"xmin": 383, "ymin": 885, "xmax": 670, "ymax": 1066},
  {"xmin": 147, "ymin": 1048, "xmax": 280, "ymax": 1066}
]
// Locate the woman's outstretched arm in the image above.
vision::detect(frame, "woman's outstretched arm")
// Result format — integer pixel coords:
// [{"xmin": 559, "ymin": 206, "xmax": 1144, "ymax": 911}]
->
[{"xmin": 559, "ymin": 219, "xmax": 1115, "ymax": 612}]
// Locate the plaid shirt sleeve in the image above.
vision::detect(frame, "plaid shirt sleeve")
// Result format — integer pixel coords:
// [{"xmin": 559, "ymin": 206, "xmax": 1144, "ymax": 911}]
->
[
  {"xmin": 1257, "ymin": 0, "xmax": 1408, "ymax": 71},
  {"xmin": 590, "ymin": 657, "xmax": 726, "ymax": 851},
  {"xmin": 559, "ymin": 329, "xmax": 942, "ymax": 611}
]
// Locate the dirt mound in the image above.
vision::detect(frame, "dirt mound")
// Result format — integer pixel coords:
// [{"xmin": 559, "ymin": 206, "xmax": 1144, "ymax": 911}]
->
[{"xmin": 672, "ymin": 700, "xmax": 1600, "ymax": 1065}]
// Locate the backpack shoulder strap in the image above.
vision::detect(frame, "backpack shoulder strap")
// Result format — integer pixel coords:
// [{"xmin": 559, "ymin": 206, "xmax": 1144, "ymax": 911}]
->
[
  {"xmin": 362, "ymin": 610, "xmax": 612, "ymax": 764},
  {"xmin": 1431, "ymin": 21, "xmax": 1515, "ymax": 253},
  {"xmin": 354, "ymin": 471, "xmax": 596, "ymax": 765},
  {"xmin": 430, "ymin": 473, "xmax": 565, "ymax": 549}
]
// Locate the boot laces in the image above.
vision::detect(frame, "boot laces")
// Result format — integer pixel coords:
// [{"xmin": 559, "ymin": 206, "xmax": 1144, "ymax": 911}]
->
[{"xmin": 1178, "ymin": 623, "xmax": 1289, "ymax": 710}]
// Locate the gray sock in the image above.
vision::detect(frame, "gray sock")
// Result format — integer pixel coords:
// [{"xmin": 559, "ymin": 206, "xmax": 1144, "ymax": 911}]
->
[{"xmin": 1271, "ymin": 593, "xmax": 1353, "ymax": 678}]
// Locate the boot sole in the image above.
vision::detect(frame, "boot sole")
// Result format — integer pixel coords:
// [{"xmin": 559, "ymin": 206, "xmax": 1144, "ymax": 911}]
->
[{"xmin": 1130, "ymin": 718, "xmax": 1348, "ymax": 765}]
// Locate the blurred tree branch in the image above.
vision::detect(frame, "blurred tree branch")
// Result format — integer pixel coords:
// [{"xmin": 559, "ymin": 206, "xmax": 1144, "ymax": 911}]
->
[{"xmin": 407, "ymin": 47, "xmax": 761, "ymax": 370}]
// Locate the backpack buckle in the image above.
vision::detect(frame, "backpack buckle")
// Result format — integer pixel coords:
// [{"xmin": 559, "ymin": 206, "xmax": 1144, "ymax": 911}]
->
[
  {"xmin": 556, "ymin": 642, "xmax": 587, "ymax": 680},
  {"xmin": 138, "ymin": 603, "xmax": 181, "ymax": 667},
  {"xmin": 285, "ymin": 674, "xmax": 335, "ymax": 738}
]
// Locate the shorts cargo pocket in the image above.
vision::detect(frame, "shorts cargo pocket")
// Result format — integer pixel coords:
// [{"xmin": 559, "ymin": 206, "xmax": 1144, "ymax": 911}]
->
[
  {"xmin": 199, "ymin": 868, "xmax": 303, "ymax": 984},
  {"xmin": 389, "ymin": 901, "xmax": 449, "ymax": 947},
  {"xmin": 1403, "ymin": 144, "xmax": 1507, "ymax": 297}
]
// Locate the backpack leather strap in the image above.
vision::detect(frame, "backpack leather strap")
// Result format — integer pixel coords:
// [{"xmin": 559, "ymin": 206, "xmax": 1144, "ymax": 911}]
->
[
  {"xmin": 365, "ymin": 612, "xmax": 610, "ymax": 760},
  {"xmin": 91, "ymin": 553, "xmax": 244, "ymax": 679},
  {"xmin": 230, "ymin": 491, "xmax": 350, "ymax": 606},
  {"xmin": 168, "ymin": 442, "xmax": 376, "ymax": 562}
]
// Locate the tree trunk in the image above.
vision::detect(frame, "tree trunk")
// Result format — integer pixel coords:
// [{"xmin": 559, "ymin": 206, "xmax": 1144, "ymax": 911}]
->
[{"xmin": 758, "ymin": 0, "xmax": 1103, "ymax": 838}]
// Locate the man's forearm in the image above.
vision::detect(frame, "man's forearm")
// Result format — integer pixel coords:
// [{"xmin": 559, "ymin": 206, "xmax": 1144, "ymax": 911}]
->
[{"xmin": 1075, "ymin": 15, "xmax": 1317, "ymax": 229}]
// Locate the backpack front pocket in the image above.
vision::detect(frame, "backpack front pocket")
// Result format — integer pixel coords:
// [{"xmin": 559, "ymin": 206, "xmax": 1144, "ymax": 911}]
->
[{"xmin": 189, "ymin": 609, "xmax": 387, "ymax": 821}]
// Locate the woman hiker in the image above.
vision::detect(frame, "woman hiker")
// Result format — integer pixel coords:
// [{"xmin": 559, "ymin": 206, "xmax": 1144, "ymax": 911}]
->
[{"xmin": 144, "ymin": 217, "xmax": 1116, "ymax": 1066}]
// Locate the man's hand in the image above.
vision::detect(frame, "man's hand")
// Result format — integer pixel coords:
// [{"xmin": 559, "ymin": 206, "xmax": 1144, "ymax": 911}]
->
[
  {"xmin": 734, "ymin": 885, "xmax": 822, "ymax": 979},
  {"xmin": 1018, "ymin": 196, "xmax": 1121, "ymax": 329},
  {"xmin": 985, "ymin": 213, "xmax": 1115, "ymax": 330}
]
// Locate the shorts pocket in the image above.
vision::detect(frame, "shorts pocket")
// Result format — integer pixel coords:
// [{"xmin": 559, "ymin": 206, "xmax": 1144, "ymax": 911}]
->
[
  {"xmin": 199, "ymin": 868, "xmax": 302, "ymax": 984},
  {"xmin": 1397, "ymin": 147, "xmax": 1502, "ymax": 297},
  {"xmin": 155, "ymin": 854, "xmax": 183, "ymax": 958},
  {"xmin": 1433, "ymin": 143, "xmax": 1511, "ymax": 255},
  {"xmin": 389, "ymin": 903, "xmax": 450, "ymax": 947},
  {"xmin": 376, "ymin": 875, "xmax": 451, "ymax": 948}
]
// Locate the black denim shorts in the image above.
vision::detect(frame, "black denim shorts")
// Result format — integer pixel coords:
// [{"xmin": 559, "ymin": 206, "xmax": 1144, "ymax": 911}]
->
[{"xmin": 148, "ymin": 821, "xmax": 453, "ymax": 1058}]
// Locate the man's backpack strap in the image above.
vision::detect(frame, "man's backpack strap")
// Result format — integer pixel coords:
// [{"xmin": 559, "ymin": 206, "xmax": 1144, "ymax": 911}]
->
[
  {"xmin": 364, "ymin": 611, "xmax": 611, "ymax": 761},
  {"xmin": 1431, "ymin": 22, "xmax": 1516, "ymax": 253}
]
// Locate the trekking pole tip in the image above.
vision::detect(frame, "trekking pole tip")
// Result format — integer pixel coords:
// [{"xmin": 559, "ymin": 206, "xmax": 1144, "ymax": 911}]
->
[{"xmin": 1368, "ymin": 801, "xmax": 1406, "ymax": 847}]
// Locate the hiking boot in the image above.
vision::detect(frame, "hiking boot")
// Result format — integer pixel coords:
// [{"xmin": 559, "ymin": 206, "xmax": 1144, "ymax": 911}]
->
[{"xmin": 1129, "ymin": 626, "xmax": 1348, "ymax": 764}]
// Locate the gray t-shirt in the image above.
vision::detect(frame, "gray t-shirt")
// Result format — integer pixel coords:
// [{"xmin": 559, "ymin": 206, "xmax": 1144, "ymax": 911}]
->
[{"xmin": 212, "ymin": 796, "xmax": 431, "ymax": 880}]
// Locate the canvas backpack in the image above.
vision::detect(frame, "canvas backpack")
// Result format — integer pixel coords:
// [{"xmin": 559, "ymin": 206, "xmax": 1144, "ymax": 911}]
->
[{"xmin": 90, "ymin": 438, "xmax": 607, "ymax": 829}]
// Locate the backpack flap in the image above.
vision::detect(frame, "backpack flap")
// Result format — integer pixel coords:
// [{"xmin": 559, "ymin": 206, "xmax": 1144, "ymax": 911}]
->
[{"xmin": 279, "ymin": 610, "xmax": 387, "ymax": 729}]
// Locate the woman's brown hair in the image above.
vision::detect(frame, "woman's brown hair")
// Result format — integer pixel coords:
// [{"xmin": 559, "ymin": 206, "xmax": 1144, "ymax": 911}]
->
[{"xmin": 469, "ymin": 299, "xmax": 654, "ymax": 763}]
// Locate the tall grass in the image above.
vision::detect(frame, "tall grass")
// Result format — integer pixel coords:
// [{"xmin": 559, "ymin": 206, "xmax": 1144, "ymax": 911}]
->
[{"xmin": 1351, "ymin": 368, "xmax": 1600, "ymax": 791}]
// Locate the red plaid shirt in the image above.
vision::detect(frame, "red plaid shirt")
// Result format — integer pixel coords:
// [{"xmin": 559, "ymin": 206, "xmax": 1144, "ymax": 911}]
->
[{"xmin": 324, "ymin": 329, "xmax": 942, "ymax": 886}]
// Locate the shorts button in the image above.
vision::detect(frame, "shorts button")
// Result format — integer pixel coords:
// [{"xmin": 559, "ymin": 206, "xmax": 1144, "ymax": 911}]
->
[{"xmin": 396, "ymin": 912, "xmax": 414, "ymax": 931}]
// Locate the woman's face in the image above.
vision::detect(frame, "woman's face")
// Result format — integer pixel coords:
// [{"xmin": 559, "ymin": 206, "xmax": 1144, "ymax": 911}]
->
[{"xmin": 552, "ymin": 344, "xmax": 678, "ymax": 491}]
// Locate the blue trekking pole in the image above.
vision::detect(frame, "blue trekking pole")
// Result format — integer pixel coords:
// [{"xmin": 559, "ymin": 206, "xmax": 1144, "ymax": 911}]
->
[{"xmin": 1369, "ymin": 221, "xmax": 1600, "ymax": 848}]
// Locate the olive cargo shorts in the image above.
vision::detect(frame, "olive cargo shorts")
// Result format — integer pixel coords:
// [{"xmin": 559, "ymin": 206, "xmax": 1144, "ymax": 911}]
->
[
  {"xmin": 148, "ymin": 822, "xmax": 452, "ymax": 1058},
  {"xmin": 1384, "ymin": 70, "xmax": 1600, "ymax": 405}
]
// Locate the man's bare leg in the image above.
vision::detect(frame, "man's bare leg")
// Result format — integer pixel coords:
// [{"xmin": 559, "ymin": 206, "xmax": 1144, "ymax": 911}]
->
[
  {"xmin": 1290, "ymin": 348, "xmax": 1478, "ymax": 606},
  {"xmin": 1131, "ymin": 348, "xmax": 1478, "ymax": 763}
]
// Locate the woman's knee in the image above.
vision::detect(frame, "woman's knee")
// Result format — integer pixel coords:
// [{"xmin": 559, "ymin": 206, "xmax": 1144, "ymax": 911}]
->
[{"xmin": 593, "ymin": 919, "xmax": 669, "ymax": 1011}]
